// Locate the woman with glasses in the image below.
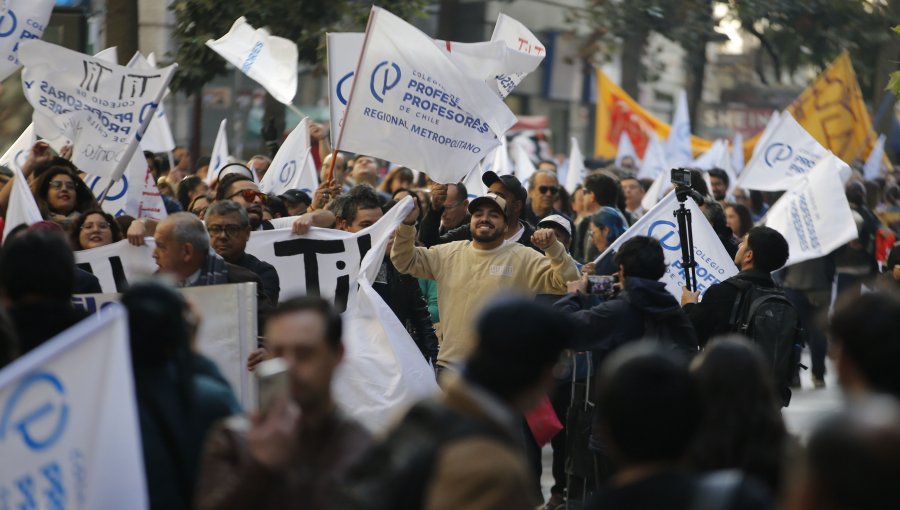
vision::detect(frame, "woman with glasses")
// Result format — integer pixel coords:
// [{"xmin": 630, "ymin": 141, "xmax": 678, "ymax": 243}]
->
[
  {"xmin": 69, "ymin": 209, "xmax": 123, "ymax": 250},
  {"xmin": 31, "ymin": 165, "xmax": 100, "ymax": 229}
]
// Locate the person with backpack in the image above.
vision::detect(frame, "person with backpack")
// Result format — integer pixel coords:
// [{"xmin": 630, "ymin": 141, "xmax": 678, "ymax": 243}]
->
[{"xmin": 681, "ymin": 226, "xmax": 798, "ymax": 406}]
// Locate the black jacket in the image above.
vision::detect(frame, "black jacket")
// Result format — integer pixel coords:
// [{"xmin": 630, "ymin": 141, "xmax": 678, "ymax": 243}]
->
[
  {"xmin": 235, "ymin": 252, "xmax": 281, "ymax": 304},
  {"xmin": 683, "ymin": 268, "xmax": 775, "ymax": 348},
  {"xmin": 9, "ymin": 300, "xmax": 90, "ymax": 355},
  {"xmin": 416, "ymin": 207, "xmax": 469, "ymax": 246},
  {"xmin": 373, "ymin": 259, "xmax": 439, "ymax": 362}
]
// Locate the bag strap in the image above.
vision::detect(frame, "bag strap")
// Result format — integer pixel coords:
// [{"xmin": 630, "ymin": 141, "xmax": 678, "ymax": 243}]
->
[{"xmin": 725, "ymin": 278, "xmax": 753, "ymax": 328}]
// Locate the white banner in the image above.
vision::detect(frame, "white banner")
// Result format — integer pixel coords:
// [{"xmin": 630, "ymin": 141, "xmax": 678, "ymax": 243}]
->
[
  {"xmin": 614, "ymin": 131, "xmax": 640, "ymax": 169},
  {"xmin": 0, "ymin": 0, "xmax": 54, "ymax": 82},
  {"xmin": 564, "ymin": 137, "xmax": 586, "ymax": 193},
  {"xmin": 326, "ymin": 32, "xmax": 365, "ymax": 143},
  {"xmin": 481, "ymin": 135, "xmax": 511, "ymax": 176},
  {"xmin": 731, "ymin": 132, "xmax": 744, "ymax": 174},
  {"xmin": 0, "ymin": 123, "xmax": 34, "ymax": 175},
  {"xmin": 2, "ymin": 161, "xmax": 42, "ymax": 242},
  {"xmin": 207, "ymin": 118, "xmax": 229, "ymax": 184},
  {"xmin": 864, "ymin": 133, "xmax": 886, "ymax": 181},
  {"xmin": 637, "ymin": 132, "xmax": 669, "ymax": 181},
  {"xmin": 665, "ymin": 89, "xmax": 693, "ymax": 167},
  {"xmin": 128, "ymin": 52, "xmax": 176, "ymax": 153},
  {"xmin": 74, "ymin": 240, "xmax": 158, "ymax": 293},
  {"xmin": 511, "ymin": 138, "xmax": 536, "ymax": 184},
  {"xmin": 762, "ymin": 154, "xmax": 858, "ymax": 267},
  {"xmin": 737, "ymin": 112, "xmax": 830, "ymax": 191},
  {"xmin": 751, "ymin": 111, "xmax": 781, "ymax": 161},
  {"xmin": 84, "ymin": 151, "xmax": 167, "ymax": 220},
  {"xmin": 20, "ymin": 40, "xmax": 175, "ymax": 182},
  {"xmin": 0, "ymin": 305, "xmax": 147, "ymax": 509},
  {"xmin": 338, "ymin": 7, "xmax": 516, "ymax": 184},
  {"xmin": 206, "ymin": 17, "xmax": 298, "ymax": 105},
  {"xmin": 489, "ymin": 13, "xmax": 546, "ymax": 98},
  {"xmin": 259, "ymin": 117, "xmax": 319, "ymax": 196},
  {"xmin": 462, "ymin": 163, "xmax": 487, "ymax": 199},
  {"xmin": 73, "ymin": 284, "xmax": 259, "ymax": 409},
  {"xmin": 597, "ymin": 191, "xmax": 739, "ymax": 298}
]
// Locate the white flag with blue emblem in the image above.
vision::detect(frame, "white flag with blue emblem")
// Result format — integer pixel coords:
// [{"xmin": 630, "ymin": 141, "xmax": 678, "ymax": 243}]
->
[
  {"xmin": 19, "ymin": 39, "xmax": 175, "ymax": 182},
  {"xmin": 597, "ymin": 190, "xmax": 739, "ymax": 299},
  {"xmin": 338, "ymin": 7, "xmax": 516, "ymax": 184},
  {"xmin": 751, "ymin": 111, "xmax": 781, "ymax": 161},
  {"xmin": 736, "ymin": 112, "xmax": 832, "ymax": 192},
  {"xmin": 0, "ymin": 0, "xmax": 55, "ymax": 82},
  {"xmin": 83, "ymin": 150, "xmax": 167, "ymax": 220},
  {"xmin": 260, "ymin": 117, "xmax": 319, "ymax": 196},
  {"xmin": 488, "ymin": 13, "xmax": 546, "ymax": 98},
  {"xmin": 206, "ymin": 17, "xmax": 298, "ymax": 105},
  {"xmin": 665, "ymin": 90, "xmax": 693, "ymax": 167},
  {"xmin": 207, "ymin": 119, "xmax": 230, "ymax": 185},
  {"xmin": 0, "ymin": 123, "xmax": 35, "ymax": 175},
  {"xmin": 0, "ymin": 305, "xmax": 147, "ymax": 508}
]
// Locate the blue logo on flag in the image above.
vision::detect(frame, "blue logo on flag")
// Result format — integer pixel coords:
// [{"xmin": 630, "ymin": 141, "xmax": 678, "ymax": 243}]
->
[
  {"xmin": 88, "ymin": 175, "xmax": 129, "ymax": 202},
  {"xmin": 336, "ymin": 71, "xmax": 354, "ymax": 106},
  {"xmin": 279, "ymin": 161, "xmax": 297, "ymax": 184},
  {"xmin": 648, "ymin": 220, "xmax": 681, "ymax": 251},
  {"xmin": 0, "ymin": 10, "xmax": 17, "ymax": 38},
  {"xmin": 764, "ymin": 143, "xmax": 793, "ymax": 167},
  {"xmin": 0, "ymin": 372, "xmax": 69, "ymax": 451},
  {"xmin": 370, "ymin": 61, "xmax": 401, "ymax": 104}
]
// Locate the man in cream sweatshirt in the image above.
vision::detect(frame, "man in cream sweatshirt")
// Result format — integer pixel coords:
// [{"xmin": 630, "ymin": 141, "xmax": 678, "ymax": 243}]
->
[{"xmin": 391, "ymin": 193, "xmax": 580, "ymax": 372}]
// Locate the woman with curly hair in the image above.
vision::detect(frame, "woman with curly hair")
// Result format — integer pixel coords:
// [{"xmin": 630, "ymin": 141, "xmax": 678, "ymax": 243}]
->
[
  {"xmin": 31, "ymin": 165, "xmax": 99, "ymax": 228},
  {"xmin": 69, "ymin": 209, "xmax": 123, "ymax": 250}
]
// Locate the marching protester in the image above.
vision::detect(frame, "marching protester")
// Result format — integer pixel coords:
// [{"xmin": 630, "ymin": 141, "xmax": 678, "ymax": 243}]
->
[
  {"xmin": 70, "ymin": 209, "xmax": 123, "ymax": 250},
  {"xmin": 280, "ymin": 189, "xmax": 312, "ymax": 217},
  {"xmin": 708, "ymin": 168, "xmax": 730, "ymax": 203},
  {"xmin": 177, "ymin": 175, "xmax": 210, "ymax": 211},
  {"xmin": 586, "ymin": 206, "xmax": 628, "ymax": 275},
  {"xmin": 725, "ymin": 202, "xmax": 753, "ymax": 239},
  {"xmin": 195, "ymin": 297, "xmax": 372, "ymax": 510},
  {"xmin": 32, "ymin": 164, "xmax": 100, "ymax": 228}
]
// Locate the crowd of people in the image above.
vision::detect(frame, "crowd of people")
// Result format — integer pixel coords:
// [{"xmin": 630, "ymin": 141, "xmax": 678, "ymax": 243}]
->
[{"xmin": 0, "ymin": 125, "xmax": 899, "ymax": 510}]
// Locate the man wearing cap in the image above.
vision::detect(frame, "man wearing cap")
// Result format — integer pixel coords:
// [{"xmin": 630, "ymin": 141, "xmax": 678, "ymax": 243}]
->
[
  {"xmin": 418, "ymin": 171, "xmax": 537, "ymax": 250},
  {"xmin": 391, "ymin": 192, "xmax": 580, "ymax": 373},
  {"xmin": 280, "ymin": 189, "xmax": 312, "ymax": 217},
  {"xmin": 537, "ymin": 214, "xmax": 575, "ymax": 256}
]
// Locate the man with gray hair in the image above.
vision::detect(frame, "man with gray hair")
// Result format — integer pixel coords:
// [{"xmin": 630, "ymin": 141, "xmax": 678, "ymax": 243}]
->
[
  {"xmin": 206, "ymin": 200, "xmax": 280, "ymax": 303},
  {"xmin": 247, "ymin": 155, "xmax": 272, "ymax": 180},
  {"xmin": 524, "ymin": 170, "xmax": 565, "ymax": 227}
]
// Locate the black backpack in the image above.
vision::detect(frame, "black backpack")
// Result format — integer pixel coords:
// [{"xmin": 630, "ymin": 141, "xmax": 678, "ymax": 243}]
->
[
  {"xmin": 337, "ymin": 399, "xmax": 512, "ymax": 510},
  {"xmin": 725, "ymin": 279, "xmax": 803, "ymax": 407}
]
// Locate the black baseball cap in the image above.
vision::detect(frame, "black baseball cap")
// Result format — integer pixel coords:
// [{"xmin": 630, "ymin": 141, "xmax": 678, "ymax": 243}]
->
[
  {"xmin": 280, "ymin": 189, "xmax": 312, "ymax": 205},
  {"xmin": 482, "ymin": 170, "xmax": 527, "ymax": 202}
]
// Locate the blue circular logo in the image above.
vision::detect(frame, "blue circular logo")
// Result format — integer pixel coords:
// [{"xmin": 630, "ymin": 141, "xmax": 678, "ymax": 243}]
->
[
  {"xmin": 336, "ymin": 71, "xmax": 354, "ymax": 106},
  {"xmin": 764, "ymin": 143, "xmax": 793, "ymax": 167},
  {"xmin": 0, "ymin": 10, "xmax": 18, "ymax": 39},
  {"xmin": 88, "ymin": 175, "xmax": 129, "ymax": 202},
  {"xmin": 279, "ymin": 161, "xmax": 297, "ymax": 184},
  {"xmin": 648, "ymin": 220, "xmax": 681, "ymax": 251},
  {"xmin": 0, "ymin": 372, "xmax": 69, "ymax": 451},
  {"xmin": 369, "ymin": 61, "xmax": 401, "ymax": 104}
]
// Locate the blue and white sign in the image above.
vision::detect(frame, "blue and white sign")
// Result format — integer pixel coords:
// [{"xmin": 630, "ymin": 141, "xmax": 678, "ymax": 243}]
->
[
  {"xmin": 259, "ymin": 117, "xmax": 319, "ymax": 196},
  {"xmin": 84, "ymin": 149, "xmax": 167, "ymax": 220},
  {"xmin": 0, "ymin": 0, "xmax": 54, "ymax": 82},
  {"xmin": 0, "ymin": 123, "xmax": 36, "ymax": 175},
  {"xmin": 0, "ymin": 304, "xmax": 147, "ymax": 509},
  {"xmin": 665, "ymin": 90, "xmax": 694, "ymax": 167},
  {"xmin": 596, "ymin": 190, "xmax": 739, "ymax": 298}
]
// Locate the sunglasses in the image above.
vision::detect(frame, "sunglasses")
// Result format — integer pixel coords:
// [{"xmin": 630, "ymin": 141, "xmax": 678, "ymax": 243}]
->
[
  {"xmin": 228, "ymin": 189, "xmax": 267, "ymax": 202},
  {"xmin": 539, "ymin": 185, "xmax": 559, "ymax": 195},
  {"xmin": 207, "ymin": 224, "xmax": 246, "ymax": 237}
]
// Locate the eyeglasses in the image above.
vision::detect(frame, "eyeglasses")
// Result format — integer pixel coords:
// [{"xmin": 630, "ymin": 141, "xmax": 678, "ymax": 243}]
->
[
  {"xmin": 81, "ymin": 221, "xmax": 111, "ymax": 231},
  {"xmin": 207, "ymin": 224, "xmax": 245, "ymax": 237},
  {"xmin": 49, "ymin": 180, "xmax": 76, "ymax": 191},
  {"xmin": 444, "ymin": 200, "xmax": 465, "ymax": 210},
  {"xmin": 228, "ymin": 189, "xmax": 267, "ymax": 202},
  {"xmin": 539, "ymin": 185, "xmax": 559, "ymax": 195}
]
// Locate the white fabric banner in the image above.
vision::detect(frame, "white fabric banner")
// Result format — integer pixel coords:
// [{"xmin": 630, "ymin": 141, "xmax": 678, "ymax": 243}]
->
[
  {"xmin": 482, "ymin": 135, "xmax": 511, "ymax": 176},
  {"xmin": 207, "ymin": 118, "xmax": 229, "ymax": 184},
  {"xmin": 84, "ymin": 151, "xmax": 167, "ymax": 220},
  {"xmin": 598, "ymin": 191, "xmax": 739, "ymax": 298},
  {"xmin": 665, "ymin": 89, "xmax": 693, "ymax": 167},
  {"xmin": 512, "ymin": 139, "xmax": 536, "ymax": 184},
  {"xmin": 637, "ymin": 132, "xmax": 668, "ymax": 181},
  {"xmin": 206, "ymin": 17, "xmax": 298, "ymax": 105},
  {"xmin": 128, "ymin": 52, "xmax": 176, "ymax": 153},
  {"xmin": 762, "ymin": 155, "xmax": 858, "ymax": 267},
  {"xmin": 564, "ymin": 137, "xmax": 586, "ymax": 193},
  {"xmin": 731, "ymin": 132, "xmax": 745, "ymax": 175},
  {"xmin": 0, "ymin": 304, "xmax": 147, "ymax": 509},
  {"xmin": 0, "ymin": 0, "xmax": 54, "ymax": 82},
  {"xmin": 863, "ymin": 133, "xmax": 886, "ymax": 181},
  {"xmin": 19, "ymin": 40, "xmax": 175, "ymax": 181},
  {"xmin": 326, "ymin": 32, "xmax": 365, "ymax": 143},
  {"xmin": 751, "ymin": 111, "xmax": 781, "ymax": 161},
  {"xmin": 614, "ymin": 131, "xmax": 640, "ymax": 169},
  {"xmin": 737, "ymin": 112, "xmax": 830, "ymax": 191},
  {"xmin": 489, "ymin": 13, "xmax": 546, "ymax": 98},
  {"xmin": 0, "ymin": 123, "xmax": 35, "ymax": 174},
  {"xmin": 74, "ymin": 239, "xmax": 158, "ymax": 293},
  {"xmin": 338, "ymin": 7, "xmax": 516, "ymax": 184},
  {"xmin": 2, "ymin": 161, "xmax": 42, "ymax": 242},
  {"xmin": 640, "ymin": 160, "xmax": 672, "ymax": 211},
  {"xmin": 692, "ymin": 139, "xmax": 738, "ymax": 193},
  {"xmin": 462, "ymin": 163, "xmax": 487, "ymax": 199},
  {"xmin": 260, "ymin": 117, "xmax": 319, "ymax": 196}
]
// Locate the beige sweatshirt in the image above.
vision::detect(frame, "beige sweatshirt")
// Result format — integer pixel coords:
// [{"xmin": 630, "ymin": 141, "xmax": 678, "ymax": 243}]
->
[{"xmin": 391, "ymin": 224, "xmax": 580, "ymax": 367}]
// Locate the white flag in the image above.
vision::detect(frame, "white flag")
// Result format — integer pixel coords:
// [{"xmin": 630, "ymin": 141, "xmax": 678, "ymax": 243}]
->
[
  {"xmin": 0, "ymin": 123, "xmax": 35, "ymax": 174},
  {"xmin": 338, "ymin": 7, "xmax": 516, "ymax": 184},
  {"xmin": 206, "ymin": 17, "xmax": 298, "ymax": 105},
  {"xmin": 512, "ymin": 140, "xmax": 537, "ymax": 184},
  {"xmin": 20, "ymin": 40, "xmax": 176, "ymax": 182},
  {"xmin": 0, "ymin": 305, "xmax": 147, "ymax": 509},
  {"xmin": 0, "ymin": 0, "xmax": 54, "ymax": 82},
  {"xmin": 692, "ymin": 139, "xmax": 738, "ymax": 194},
  {"xmin": 482, "ymin": 135, "xmax": 511, "ymax": 176},
  {"xmin": 462, "ymin": 164, "xmax": 487, "ymax": 198},
  {"xmin": 637, "ymin": 132, "xmax": 669, "ymax": 181},
  {"xmin": 665, "ymin": 90, "xmax": 693, "ymax": 167},
  {"xmin": 737, "ymin": 112, "xmax": 830, "ymax": 191},
  {"xmin": 863, "ymin": 134, "xmax": 886, "ymax": 181},
  {"xmin": 326, "ymin": 32, "xmax": 365, "ymax": 144},
  {"xmin": 751, "ymin": 111, "xmax": 781, "ymax": 160},
  {"xmin": 74, "ymin": 239, "xmax": 158, "ymax": 293},
  {"xmin": 128, "ymin": 52, "xmax": 176, "ymax": 153},
  {"xmin": 489, "ymin": 13, "xmax": 546, "ymax": 98},
  {"xmin": 84, "ymin": 151, "xmax": 168, "ymax": 220},
  {"xmin": 731, "ymin": 132, "xmax": 745, "ymax": 174},
  {"xmin": 614, "ymin": 131, "xmax": 640, "ymax": 169},
  {"xmin": 260, "ymin": 118, "xmax": 319, "ymax": 196},
  {"xmin": 597, "ymin": 190, "xmax": 739, "ymax": 298},
  {"xmin": 564, "ymin": 137, "xmax": 586, "ymax": 193},
  {"xmin": 207, "ymin": 119, "xmax": 230, "ymax": 184},
  {"xmin": 2, "ymin": 163, "xmax": 42, "ymax": 242},
  {"xmin": 641, "ymin": 159, "xmax": 672, "ymax": 211},
  {"xmin": 762, "ymin": 155, "xmax": 858, "ymax": 267}
]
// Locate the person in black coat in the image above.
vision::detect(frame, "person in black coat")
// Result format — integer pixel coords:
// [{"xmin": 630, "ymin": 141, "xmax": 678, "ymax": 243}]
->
[{"xmin": 372, "ymin": 256, "xmax": 439, "ymax": 363}]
